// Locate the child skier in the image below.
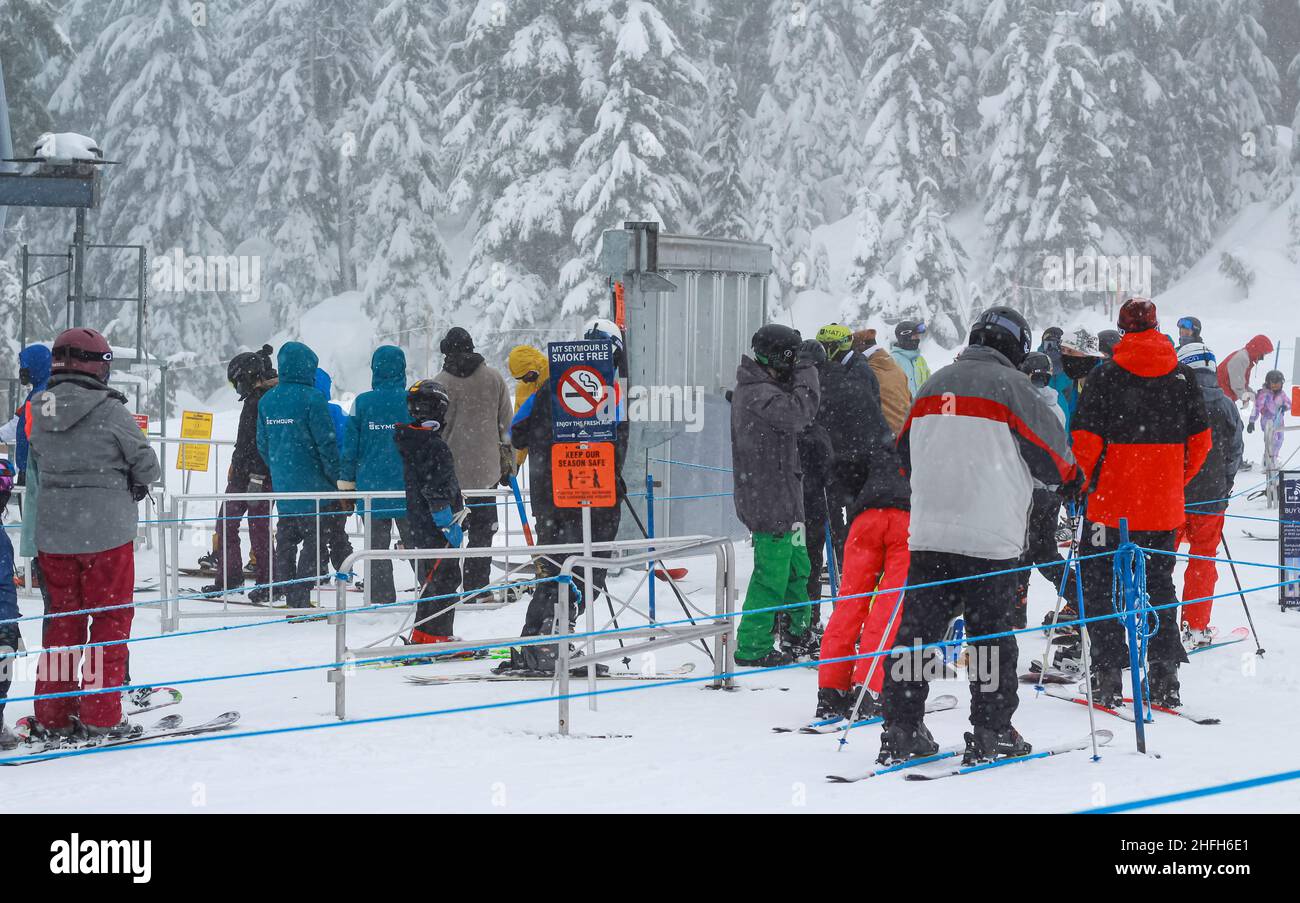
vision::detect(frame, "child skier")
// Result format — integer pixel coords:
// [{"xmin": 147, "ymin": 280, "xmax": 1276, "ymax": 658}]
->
[
  {"xmin": 0, "ymin": 460, "xmax": 19, "ymax": 749},
  {"xmin": 393, "ymin": 380, "xmax": 467, "ymax": 647},
  {"xmin": 1249, "ymin": 370, "xmax": 1290, "ymax": 469}
]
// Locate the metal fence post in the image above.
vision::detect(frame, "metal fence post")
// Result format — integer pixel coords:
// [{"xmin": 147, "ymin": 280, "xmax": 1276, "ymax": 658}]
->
[
  {"xmin": 1119, "ymin": 518, "xmax": 1148, "ymax": 754},
  {"xmin": 646, "ymin": 473, "xmax": 656, "ymax": 622}
]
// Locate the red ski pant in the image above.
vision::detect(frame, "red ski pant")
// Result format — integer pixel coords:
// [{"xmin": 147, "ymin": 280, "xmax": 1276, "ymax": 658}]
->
[
  {"xmin": 818, "ymin": 508, "xmax": 910, "ymax": 694},
  {"xmin": 1176, "ymin": 512, "xmax": 1224, "ymax": 631},
  {"xmin": 35, "ymin": 542, "xmax": 135, "ymax": 730}
]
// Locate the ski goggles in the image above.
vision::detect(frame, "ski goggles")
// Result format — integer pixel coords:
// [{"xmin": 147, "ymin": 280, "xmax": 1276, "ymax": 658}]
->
[
  {"xmin": 975, "ymin": 312, "xmax": 1030, "ymax": 355},
  {"xmin": 1177, "ymin": 317, "xmax": 1199, "ymax": 332}
]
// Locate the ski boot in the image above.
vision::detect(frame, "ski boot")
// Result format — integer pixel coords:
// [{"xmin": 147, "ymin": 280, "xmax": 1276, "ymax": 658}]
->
[
  {"xmin": 201, "ymin": 581, "xmax": 243, "ymax": 597},
  {"xmin": 1180, "ymin": 622, "xmax": 1215, "ymax": 651},
  {"xmin": 876, "ymin": 720, "xmax": 939, "ymax": 765},
  {"xmin": 734, "ymin": 647, "xmax": 794, "ymax": 668},
  {"xmin": 127, "ymin": 687, "xmax": 155, "ymax": 710},
  {"xmin": 196, "ymin": 552, "xmax": 218, "ymax": 573},
  {"xmin": 0, "ymin": 721, "xmax": 17, "ymax": 751},
  {"xmin": 779, "ymin": 620, "xmax": 819, "ymax": 662},
  {"xmin": 848, "ymin": 685, "xmax": 882, "ymax": 720},
  {"xmin": 962, "ymin": 724, "xmax": 1032, "ymax": 765},
  {"xmin": 1147, "ymin": 662, "xmax": 1181, "ymax": 709},
  {"xmin": 247, "ymin": 587, "xmax": 270, "ymax": 605},
  {"xmin": 814, "ymin": 688, "xmax": 851, "ymax": 721},
  {"xmin": 80, "ymin": 717, "xmax": 140, "ymax": 742},
  {"xmin": 1041, "ymin": 602, "xmax": 1079, "ymax": 637},
  {"xmin": 1089, "ymin": 667, "xmax": 1124, "ymax": 708}
]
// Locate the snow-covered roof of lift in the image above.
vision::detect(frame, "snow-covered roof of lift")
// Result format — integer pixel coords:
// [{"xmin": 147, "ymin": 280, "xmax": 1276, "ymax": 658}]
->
[{"xmin": 30, "ymin": 132, "xmax": 103, "ymax": 163}]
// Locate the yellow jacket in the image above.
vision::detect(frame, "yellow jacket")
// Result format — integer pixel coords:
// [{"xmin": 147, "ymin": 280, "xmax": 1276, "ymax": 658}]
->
[{"xmin": 507, "ymin": 345, "xmax": 549, "ymax": 466}]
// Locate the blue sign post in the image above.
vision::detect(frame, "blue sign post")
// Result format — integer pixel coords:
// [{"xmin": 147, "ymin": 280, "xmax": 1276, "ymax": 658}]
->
[{"xmin": 548, "ymin": 340, "xmax": 617, "ymax": 443}]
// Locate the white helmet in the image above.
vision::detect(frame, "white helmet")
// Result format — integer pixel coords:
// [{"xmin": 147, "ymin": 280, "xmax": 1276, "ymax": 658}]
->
[
  {"xmin": 583, "ymin": 317, "xmax": 623, "ymax": 351},
  {"xmin": 1177, "ymin": 341, "xmax": 1217, "ymax": 372}
]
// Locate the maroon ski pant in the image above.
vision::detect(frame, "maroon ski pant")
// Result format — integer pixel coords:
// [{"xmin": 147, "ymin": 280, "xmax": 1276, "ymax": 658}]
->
[{"xmin": 213, "ymin": 476, "xmax": 273, "ymax": 588}]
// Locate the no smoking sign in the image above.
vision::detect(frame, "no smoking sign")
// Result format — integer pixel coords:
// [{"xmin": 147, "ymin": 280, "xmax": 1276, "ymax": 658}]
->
[{"xmin": 548, "ymin": 340, "xmax": 617, "ymax": 443}]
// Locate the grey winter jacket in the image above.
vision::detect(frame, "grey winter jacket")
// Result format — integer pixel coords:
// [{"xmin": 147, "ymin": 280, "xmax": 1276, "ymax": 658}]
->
[
  {"xmin": 28, "ymin": 374, "xmax": 161, "ymax": 555},
  {"xmin": 1185, "ymin": 368, "xmax": 1245, "ymax": 513},
  {"xmin": 435, "ymin": 354, "xmax": 513, "ymax": 491},
  {"xmin": 730, "ymin": 357, "xmax": 820, "ymax": 534}
]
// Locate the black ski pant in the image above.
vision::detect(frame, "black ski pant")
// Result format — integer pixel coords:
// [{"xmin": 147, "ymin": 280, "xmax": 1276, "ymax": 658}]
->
[
  {"xmin": 273, "ymin": 510, "xmax": 322, "ymax": 607},
  {"xmin": 0, "ymin": 621, "xmax": 19, "ymax": 723},
  {"xmin": 1077, "ymin": 522, "xmax": 1188, "ymax": 672},
  {"xmin": 461, "ymin": 499, "xmax": 499, "ymax": 598},
  {"xmin": 367, "ymin": 515, "xmax": 416, "ymax": 605},
  {"xmin": 1013, "ymin": 489, "xmax": 1078, "ymax": 628},
  {"xmin": 882, "ymin": 551, "xmax": 1021, "ymax": 731},
  {"xmin": 804, "ymin": 490, "xmax": 829, "ymax": 622},
  {"xmin": 319, "ymin": 501, "xmax": 354, "ymax": 572},
  {"xmin": 412, "ymin": 533, "xmax": 461, "ymax": 640}
]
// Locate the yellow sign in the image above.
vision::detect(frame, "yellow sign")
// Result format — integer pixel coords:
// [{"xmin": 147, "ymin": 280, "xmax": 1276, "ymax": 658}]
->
[{"xmin": 176, "ymin": 410, "xmax": 214, "ymax": 472}]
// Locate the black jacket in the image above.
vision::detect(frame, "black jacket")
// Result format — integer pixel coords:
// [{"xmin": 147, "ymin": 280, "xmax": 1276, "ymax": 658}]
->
[
  {"xmin": 798, "ymin": 422, "xmax": 834, "ymax": 523},
  {"xmin": 1185, "ymin": 368, "xmax": 1244, "ymax": 512},
  {"xmin": 394, "ymin": 423, "xmax": 463, "ymax": 551},
  {"xmin": 230, "ymin": 387, "xmax": 270, "ymax": 486},
  {"xmin": 816, "ymin": 356, "xmax": 894, "ymax": 472}
]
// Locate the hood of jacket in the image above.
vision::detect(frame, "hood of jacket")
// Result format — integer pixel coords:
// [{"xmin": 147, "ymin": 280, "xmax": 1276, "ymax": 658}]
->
[
  {"xmin": 314, "ymin": 366, "xmax": 333, "ymax": 398},
  {"xmin": 371, "ymin": 345, "xmax": 406, "ymax": 390},
  {"xmin": 1246, "ymin": 334, "xmax": 1274, "ymax": 361},
  {"xmin": 891, "ymin": 345, "xmax": 923, "ymax": 362},
  {"xmin": 19, "ymin": 343, "xmax": 53, "ymax": 390},
  {"xmin": 955, "ymin": 343, "xmax": 1015, "ymax": 369},
  {"xmin": 508, "ymin": 345, "xmax": 548, "ymax": 381},
  {"xmin": 443, "ymin": 351, "xmax": 484, "ymax": 379},
  {"xmin": 41, "ymin": 373, "xmax": 127, "ymax": 431},
  {"xmin": 1113, "ymin": 329, "xmax": 1178, "ymax": 378},
  {"xmin": 278, "ymin": 341, "xmax": 319, "ymax": 386}
]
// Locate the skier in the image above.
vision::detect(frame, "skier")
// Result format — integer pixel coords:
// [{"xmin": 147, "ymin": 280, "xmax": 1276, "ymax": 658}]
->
[
  {"xmin": 796, "ymin": 341, "xmax": 834, "ymax": 635},
  {"xmin": 393, "ymin": 380, "xmax": 466, "ymax": 646},
  {"xmin": 814, "ymin": 371, "xmax": 911, "ymax": 721},
  {"xmin": 1098, "ymin": 329, "xmax": 1122, "ymax": 359},
  {"xmin": 851, "ymin": 328, "xmax": 911, "ymax": 435},
  {"xmin": 889, "ymin": 319, "xmax": 931, "ymax": 396},
  {"xmin": 1053, "ymin": 328, "xmax": 1105, "ymax": 429},
  {"xmin": 339, "ymin": 346, "xmax": 414, "ymax": 606},
  {"xmin": 1249, "ymin": 370, "xmax": 1290, "ymax": 469},
  {"xmin": 314, "ymin": 367, "xmax": 354, "ymax": 575},
  {"xmin": 1071, "ymin": 298, "xmax": 1211, "ymax": 708},
  {"xmin": 28, "ymin": 328, "xmax": 161, "ymax": 738},
  {"xmin": 0, "ymin": 460, "xmax": 19, "ymax": 749},
  {"xmin": 730, "ymin": 324, "xmax": 820, "ymax": 667},
  {"xmin": 13, "ymin": 343, "xmax": 52, "ymax": 486},
  {"xmin": 203, "ymin": 345, "xmax": 277, "ymax": 601},
  {"xmin": 256, "ymin": 342, "xmax": 341, "ymax": 608},
  {"xmin": 878, "ymin": 307, "xmax": 1077, "ymax": 766},
  {"xmin": 506, "ymin": 345, "xmax": 548, "ymax": 469},
  {"xmin": 1217, "ymin": 334, "xmax": 1273, "ymax": 404},
  {"xmin": 1177, "ymin": 316, "xmax": 1202, "ymax": 347},
  {"xmin": 434, "ymin": 327, "xmax": 514, "ymax": 603},
  {"xmin": 1175, "ymin": 342, "xmax": 1244, "ymax": 649},
  {"xmin": 496, "ymin": 319, "xmax": 628, "ymax": 674}
]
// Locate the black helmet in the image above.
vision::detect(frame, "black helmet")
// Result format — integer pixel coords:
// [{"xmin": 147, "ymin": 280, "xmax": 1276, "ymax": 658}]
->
[
  {"xmin": 894, "ymin": 319, "xmax": 926, "ymax": 351},
  {"xmin": 228, "ymin": 344, "xmax": 276, "ymax": 399},
  {"xmin": 1098, "ymin": 329, "xmax": 1122, "ymax": 358},
  {"xmin": 797, "ymin": 339, "xmax": 827, "ymax": 366},
  {"xmin": 407, "ymin": 379, "xmax": 450, "ymax": 425},
  {"xmin": 1020, "ymin": 351, "xmax": 1052, "ymax": 388},
  {"xmin": 751, "ymin": 324, "xmax": 802, "ymax": 377},
  {"xmin": 1265, "ymin": 370, "xmax": 1285, "ymax": 387},
  {"xmin": 969, "ymin": 306, "xmax": 1031, "ymax": 367}
]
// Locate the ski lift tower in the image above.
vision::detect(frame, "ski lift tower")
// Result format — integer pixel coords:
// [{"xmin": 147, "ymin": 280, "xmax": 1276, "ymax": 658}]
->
[{"xmin": 598, "ymin": 222, "xmax": 772, "ymax": 540}]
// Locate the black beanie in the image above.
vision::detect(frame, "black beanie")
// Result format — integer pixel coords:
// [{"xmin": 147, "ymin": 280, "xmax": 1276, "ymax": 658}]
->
[{"xmin": 440, "ymin": 327, "xmax": 474, "ymax": 354}]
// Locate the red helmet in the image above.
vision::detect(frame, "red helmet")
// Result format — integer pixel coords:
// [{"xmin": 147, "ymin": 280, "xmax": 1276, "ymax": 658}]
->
[
  {"xmin": 1117, "ymin": 297, "xmax": 1158, "ymax": 334},
  {"xmin": 51, "ymin": 327, "xmax": 113, "ymax": 382}
]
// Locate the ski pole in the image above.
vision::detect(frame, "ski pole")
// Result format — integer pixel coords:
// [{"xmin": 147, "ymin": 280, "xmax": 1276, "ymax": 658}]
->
[
  {"xmin": 508, "ymin": 474, "xmax": 534, "ymax": 546},
  {"xmin": 1218, "ymin": 534, "xmax": 1265, "ymax": 656},
  {"xmin": 838, "ymin": 585, "xmax": 906, "ymax": 751},
  {"xmin": 1034, "ymin": 506, "xmax": 1084, "ymax": 691}
]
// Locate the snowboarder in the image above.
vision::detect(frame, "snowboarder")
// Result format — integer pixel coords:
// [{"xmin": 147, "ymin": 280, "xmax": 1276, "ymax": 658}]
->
[
  {"xmin": 339, "ymin": 346, "xmax": 415, "ymax": 606},
  {"xmin": 204, "ymin": 345, "xmax": 277, "ymax": 601},
  {"xmin": 1177, "ymin": 316, "xmax": 1202, "ymax": 347},
  {"xmin": 0, "ymin": 460, "xmax": 19, "ymax": 749},
  {"xmin": 434, "ymin": 327, "xmax": 514, "ymax": 603},
  {"xmin": 256, "ymin": 342, "xmax": 340, "ymax": 608},
  {"xmin": 28, "ymin": 328, "xmax": 161, "ymax": 738},
  {"xmin": 1217, "ymin": 335, "xmax": 1273, "ymax": 404},
  {"xmin": 393, "ymin": 380, "xmax": 466, "ymax": 647},
  {"xmin": 889, "ymin": 319, "xmax": 931, "ymax": 396},
  {"xmin": 314, "ymin": 367, "xmax": 354, "ymax": 576},
  {"xmin": 1175, "ymin": 342, "xmax": 1244, "ymax": 649},
  {"xmin": 497, "ymin": 320, "xmax": 628, "ymax": 675},
  {"xmin": 730, "ymin": 324, "xmax": 820, "ymax": 668},
  {"xmin": 1249, "ymin": 370, "xmax": 1290, "ymax": 469},
  {"xmin": 878, "ymin": 307, "xmax": 1077, "ymax": 766},
  {"xmin": 851, "ymin": 328, "xmax": 911, "ymax": 435},
  {"xmin": 1072, "ymin": 299, "xmax": 1211, "ymax": 709}
]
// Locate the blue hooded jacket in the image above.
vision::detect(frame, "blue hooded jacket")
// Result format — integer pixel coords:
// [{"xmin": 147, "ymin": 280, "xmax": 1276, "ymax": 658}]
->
[
  {"xmin": 314, "ymin": 367, "xmax": 348, "ymax": 446},
  {"xmin": 16, "ymin": 344, "xmax": 52, "ymax": 473},
  {"xmin": 256, "ymin": 342, "xmax": 340, "ymax": 515},
  {"xmin": 340, "ymin": 346, "xmax": 408, "ymax": 518}
]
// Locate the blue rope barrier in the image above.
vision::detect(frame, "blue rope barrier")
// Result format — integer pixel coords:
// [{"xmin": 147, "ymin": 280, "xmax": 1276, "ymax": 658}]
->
[{"xmin": 1080, "ymin": 767, "xmax": 1300, "ymax": 814}]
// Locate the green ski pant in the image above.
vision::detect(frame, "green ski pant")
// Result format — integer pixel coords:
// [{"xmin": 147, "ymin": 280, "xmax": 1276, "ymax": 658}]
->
[{"xmin": 737, "ymin": 530, "xmax": 812, "ymax": 659}]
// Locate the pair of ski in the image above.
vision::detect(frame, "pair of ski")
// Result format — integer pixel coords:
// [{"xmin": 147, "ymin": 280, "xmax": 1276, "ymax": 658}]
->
[
  {"xmin": 1040, "ymin": 686, "xmax": 1220, "ymax": 725},
  {"xmin": 772, "ymin": 694, "xmax": 958, "ymax": 735},
  {"xmin": 404, "ymin": 662, "xmax": 697, "ymax": 685},
  {"xmin": 1020, "ymin": 626, "xmax": 1249, "ymax": 686},
  {"xmin": 826, "ymin": 730, "xmax": 1115, "ymax": 783},
  {"xmin": 4, "ymin": 711, "xmax": 241, "ymax": 765}
]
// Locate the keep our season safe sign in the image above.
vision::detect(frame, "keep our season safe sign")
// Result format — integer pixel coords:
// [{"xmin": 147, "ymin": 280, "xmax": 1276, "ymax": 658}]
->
[{"xmin": 552, "ymin": 441, "xmax": 616, "ymax": 508}]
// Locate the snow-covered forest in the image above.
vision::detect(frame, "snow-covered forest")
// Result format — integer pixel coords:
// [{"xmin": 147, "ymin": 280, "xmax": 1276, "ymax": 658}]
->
[{"xmin": 2, "ymin": 0, "xmax": 1299, "ymax": 397}]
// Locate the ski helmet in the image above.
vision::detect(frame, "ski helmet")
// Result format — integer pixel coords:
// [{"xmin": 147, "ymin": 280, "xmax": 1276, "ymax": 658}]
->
[
  {"xmin": 1176, "ymin": 316, "xmax": 1202, "ymax": 340},
  {"xmin": 1176, "ymin": 341, "xmax": 1216, "ymax": 372},
  {"xmin": 583, "ymin": 317, "xmax": 624, "ymax": 352},
  {"xmin": 969, "ymin": 306, "xmax": 1032, "ymax": 367},
  {"xmin": 798, "ymin": 338, "xmax": 827, "ymax": 366},
  {"xmin": 1265, "ymin": 370, "xmax": 1285, "ymax": 388},
  {"xmin": 751, "ymin": 324, "xmax": 802, "ymax": 377},
  {"xmin": 228, "ymin": 344, "xmax": 276, "ymax": 400},
  {"xmin": 1041, "ymin": 326, "xmax": 1064, "ymax": 346},
  {"xmin": 51, "ymin": 327, "xmax": 113, "ymax": 382},
  {"xmin": 815, "ymin": 323, "xmax": 853, "ymax": 356},
  {"xmin": 1098, "ymin": 329, "xmax": 1122, "ymax": 358},
  {"xmin": 1019, "ymin": 351, "xmax": 1053, "ymax": 388},
  {"xmin": 1117, "ymin": 297, "xmax": 1158, "ymax": 334},
  {"xmin": 894, "ymin": 319, "xmax": 925, "ymax": 351},
  {"xmin": 406, "ymin": 379, "xmax": 450, "ymax": 425}
]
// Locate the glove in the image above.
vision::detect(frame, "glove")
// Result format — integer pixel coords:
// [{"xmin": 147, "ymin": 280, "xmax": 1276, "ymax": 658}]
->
[
  {"xmin": 130, "ymin": 483, "xmax": 149, "ymax": 502},
  {"xmin": 248, "ymin": 473, "xmax": 266, "ymax": 490},
  {"xmin": 1059, "ymin": 469, "xmax": 1086, "ymax": 507},
  {"xmin": 498, "ymin": 444, "xmax": 516, "ymax": 487},
  {"xmin": 337, "ymin": 480, "xmax": 356, "ymax": 491},
  {"xmin": 432, "ymin": 506, "xmax": 463, "ymax": 548},
  {"xmin": 1247, "ymin": 422, "xmax": 1255, "ymax": 434}
]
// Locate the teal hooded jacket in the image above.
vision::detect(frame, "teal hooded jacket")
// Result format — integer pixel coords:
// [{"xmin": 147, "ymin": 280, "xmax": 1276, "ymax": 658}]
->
[
  {"xmin": 341, "ymin": 345, "xmax": 408, "ymax": 518},
  {"xmin": 256, "ymin": 342, "xmax": 340, "ymax": 515}
]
